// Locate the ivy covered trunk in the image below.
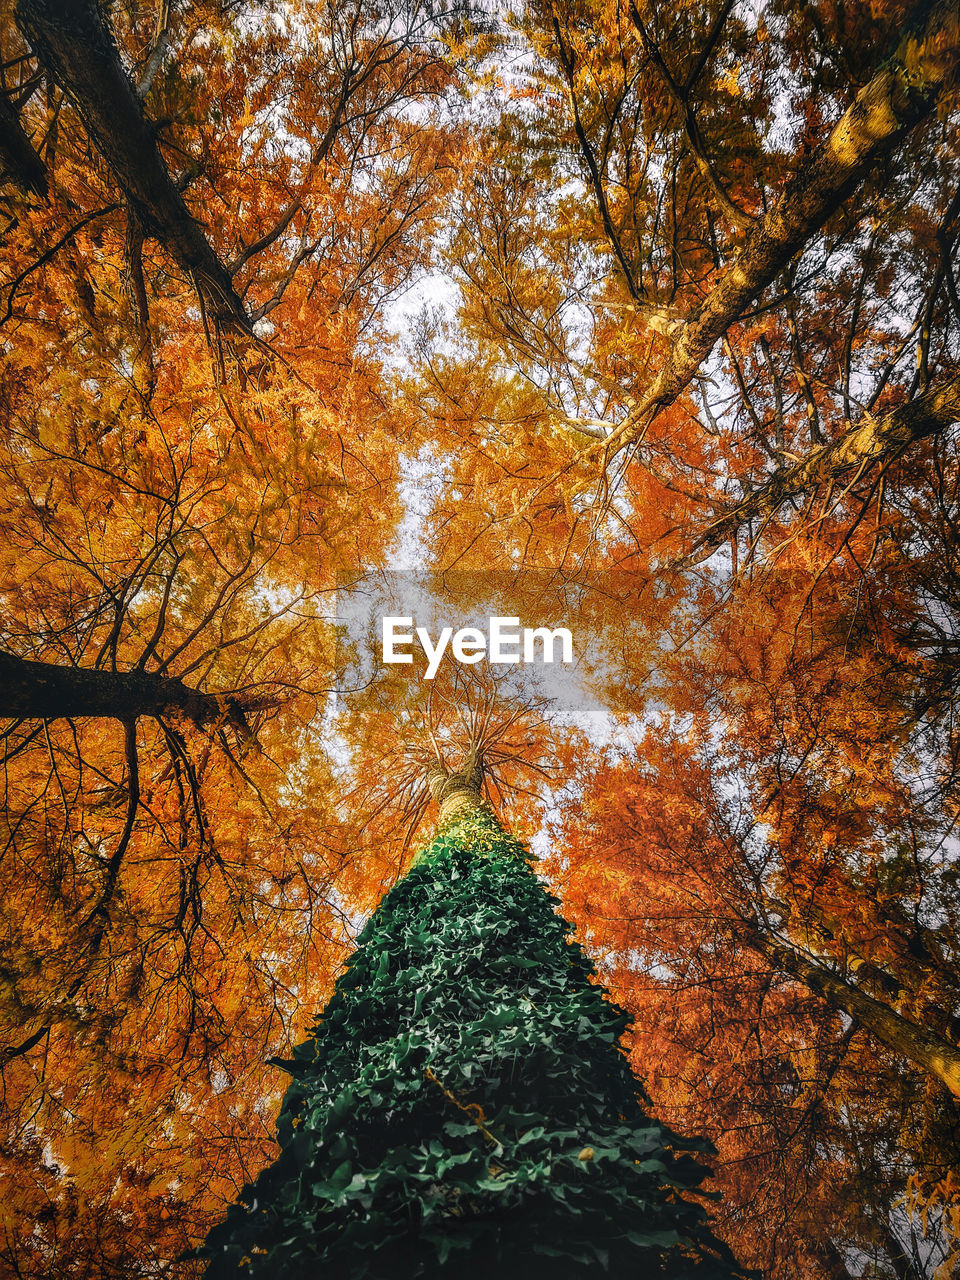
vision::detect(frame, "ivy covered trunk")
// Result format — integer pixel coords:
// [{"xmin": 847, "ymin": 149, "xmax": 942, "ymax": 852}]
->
[{"xmin": 200, "ymin": 767, "xmax": 741, "ymax": 1278}]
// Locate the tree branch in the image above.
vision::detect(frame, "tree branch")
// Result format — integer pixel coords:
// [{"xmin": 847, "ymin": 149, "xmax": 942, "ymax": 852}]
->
[
  {"xmin": 631, "ymin": 5, "xmax": 753, "ymax": 231},
  {"xmin": 83, "ymin": 718, "xmax": 140, "ymax": 924},
  {"xmin": 1, "ymin": 201, "xmax": 122, "ymax": 324},
  {"xmin": 678, "ymin": 369, "xmax": 960, "ymax": 566},
  {"xmin": 745, "ymin": 926, "xmax": 960, "ymax": 1097},
  {"xmin": 600, "ymin": 0, "xmax": 960, "ymax": 459},
  {"xmin": 15, "ymin": 0, "xmax": 250, "ymax": 332},
  {"xmin": 0, "ymin": 87, "xmax": 47, "ymax": 195},
  {"xmin": 0, "ymin": 650, "xmax": 258, "ymax": 733},
  {"xmin": 552, "ymin": 15, "xmax": 644, "ymax": 303}
]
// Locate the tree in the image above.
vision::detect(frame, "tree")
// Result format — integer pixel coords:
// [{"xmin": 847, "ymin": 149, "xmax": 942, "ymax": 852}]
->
[
  {"xmin": 404, "ymin": 2, "xmax": 960, "ymax": 1271},
  {"xmin": 3, "ymin": 0, "xmax": 960, "ymax": 1276},
  {"xmin": 550, "ymin": 709, "xmax": 960, "ymax": 1277},
  {"xmin": 0, "ymin": 0, "xmax": 473, "ymax": 1271},
  {"xmin": 200, "ymin": 758, "xmax": 740, "ymax": 1279}
]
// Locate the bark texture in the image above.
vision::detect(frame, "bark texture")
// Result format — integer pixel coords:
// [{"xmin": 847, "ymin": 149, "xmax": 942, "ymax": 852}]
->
[
  {"xmin": 427, "ymin": 759, "xmax": 487, "ymax": 826},
  {"xmin": 15, "ymin": 0, "xmax": 250, "ymax": 330},
  {"xmin": 0, "ymin": 650, "xmax": 252, "ymax": 731},
  {"xmin": 747, "ymin": 928, "xmax": 960, "ymax": 1097},
  {"xmin": 0, "ymin": 90, "xmax": 48, "ymax": 196}
]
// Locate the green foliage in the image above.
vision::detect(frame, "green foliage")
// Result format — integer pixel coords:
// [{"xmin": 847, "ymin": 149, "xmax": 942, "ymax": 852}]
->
[{"xmin": 200, "ymin": 808, "xmax": 742, "ymax": 1278}]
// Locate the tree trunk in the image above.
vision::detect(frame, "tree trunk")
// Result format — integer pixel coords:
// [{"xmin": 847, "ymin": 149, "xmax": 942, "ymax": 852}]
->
[
  {"xmin": 0, "ymin": 90, "xmax": 48, "ymax": 196},
  {"xmin": 427, "ymin": 759, "xmax": 487, "ymax": 825},
  {"xmin": 604, "ymin": 0, "xmax": 960, "ymax": 457},
  {"xmin": 817, "ymin": 1240, "xmax": 856, "ymax": 1280},
  {"xmin": 883, "ymin": 1224, "xmax": 922, "ymax": 1280},
  {"xmin": 201, "ymin": 771, "xmax": 742, "ymax": 1278},
  {"xmin": 15, "ymin": 0, "xmax": 250, "ymax": 332},
  {"xmin": 747, "ymin": 929, "xmax": 960, "ymax": 1097},
  {"xmin": 680, "ymin": 371, "xmax": 960, "ymax": 564},
  {"xmin": 0, "ymin": 650, "xmax": 253, "ymax": 732}
]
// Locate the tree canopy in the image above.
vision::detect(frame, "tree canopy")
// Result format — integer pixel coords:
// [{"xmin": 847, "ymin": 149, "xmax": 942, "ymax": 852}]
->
[{"xmin": 1, "ymin": 0, "xmax": 960, "ymax": 1276}]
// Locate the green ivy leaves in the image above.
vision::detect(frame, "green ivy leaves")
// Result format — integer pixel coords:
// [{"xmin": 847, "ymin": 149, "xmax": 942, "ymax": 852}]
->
[{"xmin": 200, "ymin": 809, "xmax": 743, "ymax": 1279}]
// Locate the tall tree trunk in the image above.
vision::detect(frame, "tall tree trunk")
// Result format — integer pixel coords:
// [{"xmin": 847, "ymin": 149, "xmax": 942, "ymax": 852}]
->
[
  {"xmin": 15, "ymin": 0, "xmax": 250, "ymax": 332},
  {"xmin": 746, "ymin": 929, "xmax": 960, "ymax": 1097},
  {"xmin": 603, "ymin": 0, "xmax": 960, "ymax": 457},
  {"xmin": 200, "ymin": 763, "xmax": 744, "ymax": 1278}
]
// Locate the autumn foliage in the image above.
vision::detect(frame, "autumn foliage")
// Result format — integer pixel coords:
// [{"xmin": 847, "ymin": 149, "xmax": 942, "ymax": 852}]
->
[{"xmin": 1, "ymin": 0, "xmax": 960, "ymax": 1276}]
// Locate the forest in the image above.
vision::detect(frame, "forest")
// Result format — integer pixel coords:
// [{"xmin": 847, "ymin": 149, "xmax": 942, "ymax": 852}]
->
[{"xmin": 1, "ymin": 0, "xmax": 960, "ymax": 1276}]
